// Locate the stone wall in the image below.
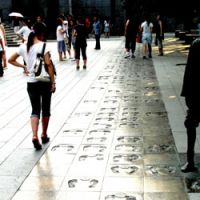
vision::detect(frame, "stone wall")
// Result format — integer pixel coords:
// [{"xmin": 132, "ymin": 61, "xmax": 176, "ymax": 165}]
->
[{"xmin": 0, "ymin": 0, "xmax": 12, "ymax": 21}]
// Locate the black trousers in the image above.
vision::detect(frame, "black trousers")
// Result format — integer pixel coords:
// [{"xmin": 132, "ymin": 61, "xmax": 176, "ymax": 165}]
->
[
  {"xmin": 27, "ymin": 82, "xmax": 52, "ymax": 118},
  {"xmin": 95, "ymin": 34, "xmax": 101, "ymax": 49},
  {"xmin": 184, "ymin": 97, "xmax": 200, "ymax": 163},
  {"xmin": 0, "ymin": 51, "xmax": 3, "ymax": 76},
  {"xmin": 75, "ymin": 44, "xmax": 87, "ymax": 60},
  {"xmin": 125, "ymin": 35, "xmax": 136, "ymax": 53}
]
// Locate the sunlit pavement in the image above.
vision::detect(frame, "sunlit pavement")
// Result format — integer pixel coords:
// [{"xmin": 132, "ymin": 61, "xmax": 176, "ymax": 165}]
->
[{"xmin": 0, "ymin": 35, "xmax": 200, "ymax": 200}]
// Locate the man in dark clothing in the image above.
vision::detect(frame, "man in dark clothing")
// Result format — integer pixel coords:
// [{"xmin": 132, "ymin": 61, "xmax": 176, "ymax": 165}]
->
[
  {"xmin": 74, "ymin": 16, "xmax": 88, "ymax": 70},
  {"xmin": 154, "ymin": 14, "xmax": 164, "ymax": 56},
  {"xmin": 181, "ymin": 38, "xmax": 200, "ymax": 173},
  {"xmin": 124, "ymin": 17, "xmax": 139, "ymax": 58},
  {"xmin": 92, "ymin": 16, "xmax": 101, "ymax": 50}
]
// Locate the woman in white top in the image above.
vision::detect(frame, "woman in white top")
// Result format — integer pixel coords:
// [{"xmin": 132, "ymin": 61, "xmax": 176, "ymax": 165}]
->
[
  {"xmin": 140, "ymin": 16, "xmax": 153, "ymax": 59},
  {"xmin": 16, "ymin": 20, "xmax": 31, "ymax": 42},
  {"xmin": 8, "ymin": 22, "xmax": 56, "ymax": 150}
]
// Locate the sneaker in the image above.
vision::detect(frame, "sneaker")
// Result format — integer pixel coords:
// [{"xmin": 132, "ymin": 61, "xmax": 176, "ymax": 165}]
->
[
  {"xmin": 131, "ymin": 54, "xmax": 135, "ymax": 58},
  {"xmin": 76, "ymin": 66, "xmax": 80, "ymax": 70},
  {"xmin": 83, "ymin": 65, "xmax": 87, "ymax": 69},
  {"xmin": 71, "ymin": 58, "xmax": 76, "ymax": 61},
  {"xmin": 124, "ymin": 52, "xmax": 130, "ymax": 58},
  {"xmin": 181, "ymin": 162, "xmax": 198, "ymax": 173}
]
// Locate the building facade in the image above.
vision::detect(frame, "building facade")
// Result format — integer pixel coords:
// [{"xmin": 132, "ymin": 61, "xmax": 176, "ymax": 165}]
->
[
  {"xmin": 0, "ymin": 0, "xmax": 199, "ymax": 37},
  {"xmin": 0, "ymin": 0, "xmax": 125, "ymax": 36}
]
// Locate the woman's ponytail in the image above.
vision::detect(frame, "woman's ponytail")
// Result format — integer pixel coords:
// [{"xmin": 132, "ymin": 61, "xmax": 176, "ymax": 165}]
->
[
  {"xmin": 27, "ymin": 22, "xmax": 47, "ymax": 52},
  {"xmin": 27, "ymin": 31, "xmax": 35, "ymax": 52}
]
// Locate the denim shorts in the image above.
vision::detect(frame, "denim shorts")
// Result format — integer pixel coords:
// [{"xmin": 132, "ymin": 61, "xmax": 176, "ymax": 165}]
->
[{"xmin": 57, "ymin": 40, "xmax": 66, "ymax": 53}]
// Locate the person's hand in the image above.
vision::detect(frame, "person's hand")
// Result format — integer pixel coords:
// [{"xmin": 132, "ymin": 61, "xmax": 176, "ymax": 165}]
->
[
  {"xmin": 23, "ymin": 66, "xmax": 29, "ymax": 75},
  {"xmin": 51, "ymin": 82, "xmax": 56, "ymax": 93}
]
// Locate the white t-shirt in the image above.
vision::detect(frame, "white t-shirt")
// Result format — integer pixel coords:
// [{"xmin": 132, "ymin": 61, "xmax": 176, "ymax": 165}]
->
[
  {"xmin": 56, "ymin": 25, "xmax": 64, "ymax": 41},
  {"xmin": 26, "ymin": 42, "xmax": 51, "ymax": 82},
  {"xmin": 141, "ymin": 21, "xmax": 153, "ymax": 34},
  {"xmin": 17, "ymin": 43, "xmax": 27, "ymax": 63},
  {"xmin": 63, "ymin": 21, "xmax": 69, "ymax": 38},
  {"xmin": 17, "ymin": 26, "xmax": 32, "ymax": 41}
]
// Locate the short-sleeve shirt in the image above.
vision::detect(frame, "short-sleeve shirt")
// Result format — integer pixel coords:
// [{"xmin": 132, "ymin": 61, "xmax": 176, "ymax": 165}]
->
[
  {"xmin": 17, "ymin": 26, "xmax": 31, "ymax": 41},
  {"xmin": 93, "ymin": 21, "xmax": 101, "ymax": 35},
  {"xmin": 26, "ymin": 42, "xmax": 51, "ymax": 83},
  {"xmin": 141, "ymin": 21, "xmax": 153, "ymax": 34},
  {"xmin": 16, "ymin": 43, "xmax": 27, "ymax": 63},
  {"xmin": 56, "ymin": 25, "xmax": 64, "ymax": 41}
]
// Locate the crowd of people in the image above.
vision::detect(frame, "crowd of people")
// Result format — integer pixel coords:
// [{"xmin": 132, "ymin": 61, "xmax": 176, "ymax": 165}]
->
[
  {"xmin": 1, "ymin": 13, "xmax": 166, "ymax": 76},
  {"xmin": 124, "ymin": 13, "xmax": 164, "ymax": 59},
  {"xmin": 0, "ymin": 13, "xmax": 167, "ymax": 151},
  {"xmin": 0, "ymin": 14, "xmax": 113, "ymax": 150}
]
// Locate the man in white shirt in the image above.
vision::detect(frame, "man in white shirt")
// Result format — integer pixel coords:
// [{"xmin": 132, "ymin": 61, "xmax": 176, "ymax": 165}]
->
[{"xmin": 56, "ymin": 18, "xmax": 66, "ymax": 61}]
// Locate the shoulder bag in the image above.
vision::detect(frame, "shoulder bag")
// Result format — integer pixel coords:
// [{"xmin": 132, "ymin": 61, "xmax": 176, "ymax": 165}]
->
[{"xmin": 34, "ymin": 43, "xmax": 56, "ymax": 82}]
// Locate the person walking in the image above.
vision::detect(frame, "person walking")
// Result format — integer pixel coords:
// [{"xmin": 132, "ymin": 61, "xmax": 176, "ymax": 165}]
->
[
  {"xmin": 180, "ymin": 38, "xmax": 200, "ymax": 172},
  {"xmin": 154, "ymin": 14, "xmax": 164, "ymax": 56},
  {"xmin": 74, "ymin": 16, "xmax": 88, "ymax": 70},
  {"xmin": 92, "ymin": 16, "xmax": 101, "ymax": 50},
  {"xmin": 56, "ymin": 17, "xmax": 66, "ymax": 61},
  {"xmin": 104, "ymin": 19, "xmax": 110, "ymax": 38},
  {"xmin": 140, "ymin": 15, "xmax": 153, "ymax": 59},
  {"xmin": 67, "ymin": 16, "xmax": 74, "ymax": 59},
  {"xmin": 124, "ymin": 16, "xmax": 138, "ymax": 58},
  {"xmin": 0, "ymin": 34, "xmax": 5, "ymax": 77},
  {"xmin": 8, "ymin": 22, "xmax": 56, "ymax": 150}
]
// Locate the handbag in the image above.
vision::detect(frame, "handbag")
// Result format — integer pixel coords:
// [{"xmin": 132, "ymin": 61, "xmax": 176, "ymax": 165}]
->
[
  {"xmin": 34, "ymin": 43, "xmax": 56, "ymax": 82},
  {"xmin": 136, "ymin": 32, "xmax": 142, "ymax": 43}
]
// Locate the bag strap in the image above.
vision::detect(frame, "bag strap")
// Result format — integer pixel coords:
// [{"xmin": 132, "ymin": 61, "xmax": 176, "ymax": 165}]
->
[
  {"xmin": 41, "ymin": 42, "xmax": 49, "ymax": 73},
  {"xmin": 41, "ymin": 42, "xmax": 46, "ymax": 56}
]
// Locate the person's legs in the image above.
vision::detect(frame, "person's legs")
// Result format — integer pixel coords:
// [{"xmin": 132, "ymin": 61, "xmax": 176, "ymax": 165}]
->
[
  {"xmin": 181, "ymin": 97, "xmax": 199, "ymax": 172},
  {"xmin": 81, "ymin": 46, "xmax": 87, "ymax": 69},
  {"xmin": 124, "ymin": 36, "xmax": 131, "ymax": 58},
  {"xmin": 75, "ymin": 45, "xmax": 81, "ymax": 70},
  {"xmin": 158, "ymin": 38, "xmax": 163, "ymax": 56},
  {"xmin": 58, "ymin": 41, "xmax": 63, "ymax": 61},
  {"xmin": 31, "ymin": 117, "xmax": 40, "ymax": 139},
  {"xmin": 143, "ymin": 43, "xmax": 148, "ymax": 58},
  {"xmin": 95, "ymin": 34, "xmax": 101, "ymax": 49},
  {"xmin": 0, "ymin": 51, "xmax": 4, "ymax": 76},
  {"xmin": 41, "ymin": 82, "xmax": 52, "ymax": 143},
  {"xmin": 2, "ymin": 51, "xmax": 7, "ymax": 68},
  {"xmin": 27, "ymin": 83, "xmax": 42, "ymax": 150},
  {"xmin": 148, "ymin": 43, "xmax": 152, "ymax": 58},
  {"xmin": 130, "ymin": 37, "xmax": 136, "ymax": 58}
]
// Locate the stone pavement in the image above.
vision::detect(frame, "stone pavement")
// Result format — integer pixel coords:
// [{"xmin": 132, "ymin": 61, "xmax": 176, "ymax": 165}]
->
[{"xmin": 0, "ymin": 35, "xmax": 199, "ymax": 200}]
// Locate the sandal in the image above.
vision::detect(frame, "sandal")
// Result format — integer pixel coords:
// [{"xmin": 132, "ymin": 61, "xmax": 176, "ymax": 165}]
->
[
  {"xmin": 41, "ymin": 135, "xmax": 50, "ymax": 144},
  {"xmin": 32, "ymin": 138, "xmax": 42, "ymax": 150}
]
